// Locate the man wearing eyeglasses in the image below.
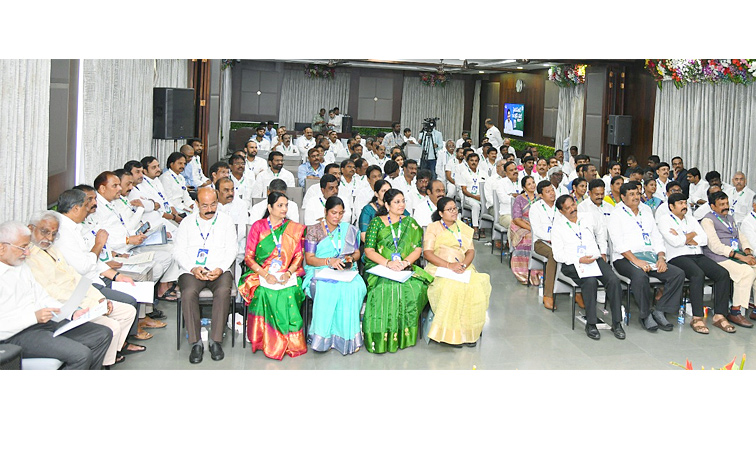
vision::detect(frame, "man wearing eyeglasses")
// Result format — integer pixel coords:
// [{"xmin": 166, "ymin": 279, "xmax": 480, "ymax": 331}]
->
[{"xmin": 0, "ymin": 220, "xmax": 112, "ymax": 369}]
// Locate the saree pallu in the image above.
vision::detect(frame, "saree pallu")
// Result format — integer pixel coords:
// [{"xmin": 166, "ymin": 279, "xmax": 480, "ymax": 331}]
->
[
  {"xmin": 238, "ymin": 219, "xmax": 307, "ymax": 360},
  {"xmin": 509, "ymin": 195, "xmax": 542, "ymax": 285},
  {"xmin": 363, "ymin": 216, "xmax": 433, "ymax": 354},
  {"xmin": 302, "ymin": 222, "xmax": 366, "ymax": 355},
  {"xmin": 423, "ymin": 221, "xmax": 490, "ymax": 344}
]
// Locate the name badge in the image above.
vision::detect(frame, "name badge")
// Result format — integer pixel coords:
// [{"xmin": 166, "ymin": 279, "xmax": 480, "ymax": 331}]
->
[
  {"xmin": 731, "ymin": 239, "xmax": 739, "ymax": 250},
  {"xmin": 642, "ymin": 232, "xmax": 651, "ymax": 246},
  {"xmin": 163, "ymin": 202, "xmax": 171, "ymax": 211},
  {"xmin": 471, "ymin": 185, "xmax": 478, "ymax": 194},
  {"xmin": 269, "ymin": 258, "xmax": 283, "ymax": 273},
  {"xmin": 391, "ymin": 253, "xmax": 402, "ymax": 261},
  {"xmin": 577, "ymin": 245, "xmax": 586, "ymax": 256},
  {"xmin": 547, "ymin": 226, "xmax": 552, "ymax": 234},
  {"xmin": 195, "ymin": 248, "xmax": 208, "ymax": 266},
  {"xmin": 181, "ymin": 186, "xmax": 187, "ymax": 191},
  {"xmin": 99, "ymin": 249, "xmax": 110, "ymax": 262}
]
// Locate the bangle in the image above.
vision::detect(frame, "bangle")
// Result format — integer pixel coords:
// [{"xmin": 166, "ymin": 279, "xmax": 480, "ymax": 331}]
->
[
  {"xmin": 125, "ymin": 237, "xmax": 129, "ymax": 245},
  {"xmin": 326, "ymin": 258, "xmax": 331, "ymax": 267}
]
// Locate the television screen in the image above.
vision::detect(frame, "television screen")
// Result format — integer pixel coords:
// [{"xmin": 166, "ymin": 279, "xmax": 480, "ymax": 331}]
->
[{"xmin": 502, "ymin": 103, "xmax": 524, "ymax": 137}]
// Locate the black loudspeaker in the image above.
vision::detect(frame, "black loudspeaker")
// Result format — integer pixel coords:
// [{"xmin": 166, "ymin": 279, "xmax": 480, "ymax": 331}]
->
[
  {"xmin": 341, "ymin": 115, "xmax": 353, "ymax": 135},
  {"xmin": 607, "ymin": 115, "xmax": 632, "ymax": 146},
  {"xmin": 153, "ymin": 87, "xmax": 195, "ymax": 140}
]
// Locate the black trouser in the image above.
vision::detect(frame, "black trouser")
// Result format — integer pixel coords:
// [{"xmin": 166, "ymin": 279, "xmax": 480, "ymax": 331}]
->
[
  {"xmin": 613, "ymin": 258, "xmax": 685, "ymax": 319},
  {"xmin": 561, "ymin": 258, "xmax": 623, "ymax": 325},
  {"xmin": 668, "ymin": 254, "xmax": 730, "ymax": 317}
]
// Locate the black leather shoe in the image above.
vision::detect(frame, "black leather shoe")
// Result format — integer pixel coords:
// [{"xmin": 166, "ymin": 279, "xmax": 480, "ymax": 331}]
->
[
  {"xmin": 640, "ymin": 315, "xmax": 658, "ymax": 332},
  {"xmin": 209, "ymin": 341, "xmax": 224, "ymax": 361},
  {"xmin": 146, "ymin": 309, "xmax": 166, "ymax": 320},
  {"xmin": 652, "ymin": 310, "xmax": 673, "ymax": 331},
  {"xmin": 611, "ymin": 322, "xmax": 626, "ymax": 340},
  {"xmin": 189, "ymin": 343, "xmax": 203, "ymax": 364},
  {"xmin": 585, "ymin": 323, "xmax": 600, "ymax": 340}
]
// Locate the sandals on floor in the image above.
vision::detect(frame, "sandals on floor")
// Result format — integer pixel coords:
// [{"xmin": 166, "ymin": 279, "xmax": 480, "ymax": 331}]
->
[
  {"xmin": 157, "ymin": 283, "xmax": 178, "ymax": 301},
  {"xmin": 712, "ymin": 316, "xmax": 736, "ymax": 333},
  {"xmin": 132, "ymin": 330, "xmax": 153, "ymax": 340},
  {"xmin": 121, "ymin": 343, "xmax": 147, "ymax": 355},
  {"xmin": 690, "ymin": 317, "xmax": 709, "ymax": 334},
  {"xmin": 139, "ymin": 317, "xmax": 167, "ymax": 329}
]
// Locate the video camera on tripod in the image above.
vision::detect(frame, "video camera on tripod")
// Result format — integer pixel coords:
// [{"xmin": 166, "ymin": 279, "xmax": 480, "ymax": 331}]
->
[
  {"xmin": 422, "ymin": 117, "xmax": 439, "ymax": 134},
  {"xmin": 419, "ymin": 117, "xmax": 440, "ymax": 163}
]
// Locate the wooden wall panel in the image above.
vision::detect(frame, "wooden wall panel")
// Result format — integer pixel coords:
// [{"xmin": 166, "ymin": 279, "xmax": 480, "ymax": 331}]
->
[
  {"xmin": 488, "ymin": 71, "xmax": 555, "ymax": 147},
  {"xmin": 621, "ymin": 62, "xmax": 657, "ymax": 168}
]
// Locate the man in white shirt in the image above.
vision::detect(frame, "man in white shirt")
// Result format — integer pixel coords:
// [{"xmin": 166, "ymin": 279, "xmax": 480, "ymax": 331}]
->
[
  {"xmin": 552, "ymin": 195, "xmax": 625, "ymax": 340},
  {"xmin": 480, "ymin": 146, "xmax": 499, "ymax": 181},
  {"xmin": 181, "ymin": 142, "xmax": 211, "ymax": 190},
  {"xmin": 484, "ymin": 118, "xmax": 503, "ymax": 149},
  {"xmin": 208, "ymin": 161, "xmax": 230, "ymax": 187},
  {"xmin": 116, "ymin": 168, "xmax": 177, "ymax": 239},
  {"xmin": 327, "ymin": 130, "xmax": 346, "ymax": 158},
  {"xmin": 493, "ymin": 160, "xmax": 521, "ymax": 229},
  {"xmin": 228, "ymin": 152, "xmax": 255, "ymax": 208},
  {"xmin": 124, "ymin": 160, "xmax": 162, "ymax": 221},
  {"xmin": 275, "ymin": 133, "xmax": 300, "ymax": 159},
  {"xmin": 532, "ymin": 157, "xmax": 549, "ymax": 185},
  {"xmin": 160, "ymin": 152, "xmax": 196, "ymax": 214},
  {"xmin": 435, "ymin": 140, "xmax": 456, "ymax": 182},
  {"xmin": 327, "ymin": 109, "xmax": 343, "ymax": 133},
  {"xmin": 653, "ymin": 181, "xmax": 692, "ymax": 222},
  {"xmin": 444, "ymin": 147, "xmax": 466, "ymax": 199},
  {"xmin": 173, "ymin": 187, "xmax": 237, "ymax": 364},
  {"xmin": 296, "ymin": 127, "xmax": 317, "ymax": 163},
  {"xmin": 216, "ymin": 177, "xmax": 249, "ymax": 256},
  {"xmin": 408, "ymin": 169, "xmax": 435, "ymax": 228},
  {"xmin": 500, "ymin": 138, "xmax": 518, "ymax": 162},
  {"xmin": 382, "ymin": 122, "xmax": 404, "ymax": 151},
  {"xmin": 653, "ymin": 162, "xmax": 671, "ymax": 203},
  {"xmin": 244, "ymin": 140, "xmax": 268, "ymax": 181},
  {"xmin": 693, "ymin": 184, "xmax": 721, "ymax": 221},
  {"xmin": 354, "ymin": 166, "xmax": 385, "ymax": 222},
  {"xmin": 457, "ymin": 152, "xmax": 484, "ymax": 239},
  {"xmin": 686, "ymin": 168, "xmax": 709, "ymax": 211},
  {"xmin": 402, "ymin": 128, "xmax": 418, "ymax": 146},
  {"xmin": 530, "ymin": 180, "xmax": 559, "ymax": 310},
  {"xmin": 724, "ymin": 171, "xmax": 755, "ymax": 226},
  {"xmin": 0, "ymin": 220, "xmax": 112, "ymax": 369},
  {"xmin": 338, "ymin": 159, "xmax": 363, "ymax": 205},
  {"xmin": 739, "ymin": 198, "xmax": 756, "ymax": 261},
  {"xmin": 250, "ymin": 151, "xmax": 296, "ymax": 198},
  {"xmin": 608, "ymin": 183, "xmax": 686, "ymax": 332},
  {"xmin": 548, "ymin": 167, "xmax": 570, "ymax": 199},
  {"xmin": 363, "ymin": 144, "xmax": 388, "ymax": 170},
  {"xmin": 578, "ymin": 179, "xmax": 612, "ymax": 257},
  {"xmin": 138, "ymin": 156, "xmax": 185, "ymax": 224},
  {"xmin": 518, "ymin": 156, "xmax": 537, "ymax": 183},
  {"xmin": 659, "ymin": 193, "xmax": 732, "ymax": 334},
  {"xmin": 601, "ymin": 161, "xmax": 625, "ymax": 188},
  {"xmin": 249, "ymin": 179, "xmax": 300, "ymax": 224},
  {"xmin": 455, "ymin": 131, "xmax": 470, "ymax": 149},
  {"xmin": 248, "ymin": 126, "xmax": 271, "ymax": 152},
  {"xmin": 303, "ymin": 174, "xmax": 342, "ymax": 226},
  {"xmin": 392, "ymin": 159, "xmax": 417, "ymax": 200}
]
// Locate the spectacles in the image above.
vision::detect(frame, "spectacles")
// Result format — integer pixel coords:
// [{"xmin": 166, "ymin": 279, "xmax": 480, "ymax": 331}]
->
[
  {"xmin": 444, "ymin": 206, "xmax": 459, "ymax": 213},
  {"xmin": 32, "ymin": 226, "xmax": 60, "ymax": 240},
  {"xmin": 2, "ymin": 242, "xmax": 31, "ymax": 253}
]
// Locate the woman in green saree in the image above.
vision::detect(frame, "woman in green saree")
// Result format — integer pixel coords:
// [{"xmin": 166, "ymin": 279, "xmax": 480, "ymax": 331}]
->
[
  {"xmin": 363, "ymin": 188, "xmax": 433, "ymax": 353},
  {"xmin": 238, "ymin": 192, "xmax": 307, "ymax": 360}
]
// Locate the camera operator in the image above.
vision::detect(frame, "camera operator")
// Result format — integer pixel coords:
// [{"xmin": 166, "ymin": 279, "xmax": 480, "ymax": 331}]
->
[{"xmin": 417, "ymin": 118, "xmax": 443, "ymax": 175}]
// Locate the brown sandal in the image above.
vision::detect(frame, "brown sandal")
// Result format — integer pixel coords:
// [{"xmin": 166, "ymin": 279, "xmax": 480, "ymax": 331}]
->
[
  {"xmin": 712, "ymin": 316, "xmax": 736, "ymax": 333},
  {"xmin": 690, "ymin": 317, "xmax": 709, "ymax": 334},
  {"xmin": 132, "ymin": 329, "xmax": 153, "ymax": 340}
]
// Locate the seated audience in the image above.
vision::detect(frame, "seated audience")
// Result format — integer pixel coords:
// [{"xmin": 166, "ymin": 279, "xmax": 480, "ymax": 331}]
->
[
  {"xmin": 407, "ymin": 169, "xmax": 435, "ymax": 228},
  {"xmin": 229, "ymin": 153, "xmax": 255, "ymax": 207},
  {"xmin": 641, "ymin": 177, "xmax": 663, "ymax": 212},
  {"xmin": 160, "ymin": 152, "xmax": 195, "ymax": 214},
  {"xmin": 250, "ymin": 179, "xmax": 300, "ymax": 224},
  {"xmin": 298, "ymin": 147, "xmax": 325, "ymax": 188},
  {"xmin": 138, "ymin": 156, "xmax": 185, "ymax": 224},
  {"xmin": 723, "ymin": 171, "xmax": 755, "ymax": 226},
  {"xmin": 509, "ymin": 176, "xmax": 542, "ymax": 286},
  {"xmin": 530, "ymin": 180, "xmax": 558, "ymax": 310},
  {"xmin": 457, "ymin": 152, "xmax": 484, "ymax": 239},
  {"xmin": 250, "ymin": 151, "xmax": 296, "ymax": 198},
  {"xmin": 494, "ymin": 161, "xmax": 521, "ymax": 230},
  {"xmin": 359, "ymin": 180, "xmax": 392, "ymax": 243}
]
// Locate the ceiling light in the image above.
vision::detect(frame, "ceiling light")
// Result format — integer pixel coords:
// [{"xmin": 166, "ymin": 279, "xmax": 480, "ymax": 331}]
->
[
  {"xmin": 542, "ymin": 63, "xmax": 551, "ymax": 67},
  {"xmin": 478, "ymin": 71, "xmax": 485, "ymax": 74},
  {"xmin": 517, "ymin": 67, "xmax": 523, "ymax": 70}
]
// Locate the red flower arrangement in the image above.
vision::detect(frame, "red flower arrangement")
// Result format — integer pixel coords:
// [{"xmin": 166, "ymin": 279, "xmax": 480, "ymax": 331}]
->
[{"xmin": 420, "ymin": 72, "xmax": 450, "ymax": 87}]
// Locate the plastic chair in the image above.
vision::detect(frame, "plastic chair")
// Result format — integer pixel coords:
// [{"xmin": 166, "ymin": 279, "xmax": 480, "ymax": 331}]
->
[
  {"xmin": 490, "ymin": 188, "xmax": 509, "ymax": 262},
  {"xmin": 479, "ymin": 181, "xmax": 493, "ymax": 233}
]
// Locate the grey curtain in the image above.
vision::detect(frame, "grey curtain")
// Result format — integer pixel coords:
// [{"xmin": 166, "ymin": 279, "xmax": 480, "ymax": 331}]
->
[
  {"xmin": 653, "ymin": 80, "xmax": 756, "ymax": 190},
  {"xmin": 470, "ymin": 79, "xmax": 481, "ymax": 146},
  {"xmin": 555, "ymin": 84, "xmax": 585, "ymax": 154},
  {"xmin": 278, "ymin": 68, "xmax": 350, "ymax": 129},
  {"xmin": 219, "ymin": 66, "xmax": 232, "ymax": 157},
  {"xmin": 400, "ymin": 76, "xmax": 464, "ymax": 145},
  {"xmin": 0, "ymin": 59, "xmax": 51, "ymax": 223}
]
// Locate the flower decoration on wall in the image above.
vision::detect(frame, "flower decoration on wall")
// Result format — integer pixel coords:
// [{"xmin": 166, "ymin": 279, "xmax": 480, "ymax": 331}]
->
[
  {"xmin": 419, "ymin": 72, "xmax": 451, "ymax": 87},
  {"xmin": 645, "ymin": 59, "xmax": 756, "ymax": 89},
  {"xmin": 548, "ymin": 64, "xmax": 587, "ymax": 87},
  {"xmin": 221, "ymin": 59, "xmax": 240, "ymax": 70},
  {"xmin": 305, "ymin": 64, "xmax": 335, "ymax": 79}
]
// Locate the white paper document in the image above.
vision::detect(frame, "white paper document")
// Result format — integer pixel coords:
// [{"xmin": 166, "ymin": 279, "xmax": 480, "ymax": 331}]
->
[
  {"xmin": 113, "ymin": 252, "xmax": 154, "ymax": 265},
  {"xmin": 435, "ymin": 267, "xmax": 472, "ymax": 283},
  {"xmin": 53, "ymin": 300, "xmax": 108, "ymax": 337},
  {"xmin": 366, "ymin": 265, "xmax": 413, "ymax": 283},
  {"xmin": 111, "ymin": 281, "xmax": 156, "ymax": 303},
  {"xmin": 118, "ymin": 263, "xmax": 152, "ymax": 275},
  {"xmin": 315, "ymin": 268, "xmax": 359, "ymax": 283},
  {"xmin": 259, "ymin": 272, "xmax": 299, "ymax": 290},
  {"xmin": 52, "ymin": 277, "xmax": 92, "ymax": 322},
  {"xmin": 576, "ymin": 260, "xmax": 602, "ymax": 278}
]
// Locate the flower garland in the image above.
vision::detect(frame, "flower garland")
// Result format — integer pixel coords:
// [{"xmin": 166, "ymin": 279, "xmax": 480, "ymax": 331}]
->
[
  {"xmin": 419, "ymin": 72, "xmax": 451, "ymax": 87},
  {"xmin": 548, "ymin": 64, "xmax": 587, "ymax": 87},
  {"xmin": 305, "ymin": 64, "xmax": 335, "ymax": 79},
  {"xmin": 645, "ymin": 59, "xmax": 756, "ymax": 89},
  {"xmin": 221, "ymin": 59, "xmax": 240, "ymax": 70}
]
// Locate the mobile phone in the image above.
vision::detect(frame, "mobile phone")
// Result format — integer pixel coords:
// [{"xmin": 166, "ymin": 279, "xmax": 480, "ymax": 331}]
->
[{"xmin": 136, "ymin": 222, "xmax": 150, "ymax": 235}]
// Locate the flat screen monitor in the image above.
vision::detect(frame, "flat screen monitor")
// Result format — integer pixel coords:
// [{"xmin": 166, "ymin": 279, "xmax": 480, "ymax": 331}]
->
[{"xmin": 502, "ymin": 103, "xmax": 524, "ymax": 137}]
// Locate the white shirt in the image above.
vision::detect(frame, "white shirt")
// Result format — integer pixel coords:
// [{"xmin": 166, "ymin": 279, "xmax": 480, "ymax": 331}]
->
[
  {"xmin": 187, "ymin": 156, "xmax": 209, "ymax": 187},
  {"xmin": 444, "ymin": 158, "xmax": 464, "ymax": 184},
  {"xmin": 248, "ymin": 137, "xmax": 271, "ymax": 152},
  {"xmin": 296, "ymin": 136, "xmax": 317, "ymax": 162},
  {"xmin": 553, "ymin": 183, "xmax": 570, "ymax": 199},
  {"xmin": 353, "ymin": 186, "xmax": 376, "ymax": 223},
  {"xmin": 552, "ymin": 214, "xmax": 601, "ymax": 266},
  {"xmin": 218, "ymin": 197, "xmax": 250, "ymax": 256},
  {"xmin": 483, "ymin": 172, "xmax": 501, "ymax": 211},
  {"xmin": 410, "ymin": 191, "xmax": 436, "ymax": 228},
  {"xmin": 402, "ymin": 135, "xmax": 418, "ymax": 145},
  {"xmin": 577, "ymin": 199, "xmax": 613, "ymax": 255},
  {"xmin": 160, "ymin": 170, "xmax": 195, "ymax": 213},
  {"xmin": 724, "ymin": 185, "xmax": 755, "ymax": 226},
  {"xmin": 391, "ymin": 175, "xmax": 414, "ymax": 199},
  {"xmin": 518, "ymin": 169, "xmax": 537, "ymax": 183},
  {"xmin": 250, "ymin": 168, "xmax": 296, "ymax": 198},
  {"xmin": 303, "ymin": 195, "xmax": 331, "ymax": 226},
  {"xmin": 329, "ymin": 114, "xmax": 343, "ymax": 133},
  {"xmin": 653, "ymin": 178, "xmax": 669, "ymax": 202},
  {"xmin": 339, "ymin": 175, "xmax": 363, "ymax": 202},
  {"xmin": 688, "ymin": 179, "xmax": 710, "ymax": 207},
  {"xmin": 607, "ymin": 202, "xmax": 666, "ymax": 262},
  {"xmin": 658, "ymin": 211, "xmax": 707, "ymax": 261},
  {"xmin": 249, "ymin": 199, "xmax": 300, "ymax": 224},
  {"xmin": 112, "ymin": 195, "xmax": 145, "ymax": 231},
  {"xmin": 479, "ymin": 158, "xmax": 498, "ymax": 180},
  {"xmin": 172, "ymin": 211, "xmax": 237, "ymax": 275},
  {"xmin": 456, "ymin": 165, "xmax": 482, "ymax": 199},
  {"xmin": 739, "ymin": 211, "xmax": 756, "ymax": 253},
  {"xmin": 532, "ymin": 171, "xmax": 549, "ymax": 185},
  {"xmin": 231, "ymin": 173, "xmax": 255, "ymax": 208},
  {"xmin": 455, "ymin": 138, "xmax": 466, "ymax": 148},
  {"xmin": 529, "ymin": 199, "xmax": 558, "ymax": 242},
  {"xmin": 0, "ymin": 261, "xmax": 63, "ymax": 341},
  {"xmin": 495, "ymin": 176, "xmax": 521, "ymax": 217},
  {"xmin": 278, "ymin": 143, "xmax": 300, "ymax": 159},
  {"xmin": 654, "ymin": 201, "xmax": 694, "ymax": 223},
  {"xmin": 137, "ymin": 176, "xmax": 175, "ymax": 215},
  {"xmin": 244, "ymin": 156, "xmax": 268, "ymax": 180},
  {"xmin": 485, "ymin": 125, "xmax": 503, "ymax": 148},
  {"xmin": 91, "ymin": 193, "xmax": 134, "ymax": 254},
  {"xmin": 56, "ymin": 214, "xmax": 111, "ymax": 286},
  {"xmin": 693, "ymin": 202, "xmax": 713, "ymax": 221}
]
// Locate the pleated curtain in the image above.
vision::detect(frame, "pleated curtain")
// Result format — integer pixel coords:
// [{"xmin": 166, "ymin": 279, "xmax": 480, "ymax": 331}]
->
[
  {"xmin": 400, "ymin": 76, "xmax": 464, "ymax": 146},
  {"xmin": 555, "ymin": 84, "xmax": 585, "ymax": 154},
  {"xmin": 653, "ymin": 81, "xmax": 756, "ymax": 190},
  {"xmin": 470, "ymin": 80, "xmax": 481, "ymax": 146},
  {"xmin": 219, "ymin": 66, "xmax": 232, "ymax": 158},
  {"xmin": 278, "ymin": 68, "xmax": 350, "ymax": 129},
  {"xmin": 0, "ymin": 59, "xmax": 51, "ymax": 224}
]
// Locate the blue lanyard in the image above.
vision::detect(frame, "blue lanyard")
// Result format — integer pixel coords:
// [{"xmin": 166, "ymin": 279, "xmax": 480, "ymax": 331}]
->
[
  {"xmin": 323, "ymin": 221, "xmax": 343, "ymax": 256},
  {"xmin": 712, "ymin": 211, "xmax": 733, "ymax": 235},
  {"xmin": 104, "ymin": 203, "xmax": 126, "ymax": 228},
  {"xmin": 196, "ymin": 215, "xmax": 218, "ymax": 247},
  {"xmin": 267, "ymin": 218, "xmax": 287, "ymax": 256},
  {"xmin": 387, "ymin": 214, "xmax": 402, "ymax": 253},
  {"xmin": 566, "ymin": 220, "xmax": 582, "ymax": 244},
  {"xmin": 441, "ymin": 220, "xmax": 463, "ymax": 248},
  {"xmin": 622, "ymin": 206, "xmax": 646, "ymax": 234}
]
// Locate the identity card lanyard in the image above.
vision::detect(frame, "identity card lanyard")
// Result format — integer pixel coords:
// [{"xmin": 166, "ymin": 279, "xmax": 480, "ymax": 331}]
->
[
  {"xmin": 623, "ymin": 206, "xmax": 651, "ymax": 246},
  {"xmin": 566, "ymin": 220, "xmax": 585, "ymax": 256},
  {"xmin": 92, "ymin": 230, "xmax": 109, "ymax": 261},
  {"xmin": 542, "ymin": 203, "xmax": 555, "ymax": 234},
  {"xmin": 170, "ymin": 172, "xmax": 187, "ymax": 191},
  {"xmin": 731, "ymin": 190, "xmax": 745, "ymax": 213},
  {"xmin": 104, "ymin": 202, "xmax": 126, "ymax": 228},
  {"xmin": 144, "ymin": 178, "xmax": 171, "ymax": 211},
  {"xmin": 388, "ymin": 214, "xmax": 403, "ymax": 261},
  {"xmin": 441, "ymin": 220, "xmax": 463, "ymax": 249},
  {"xmin": 468, "ymin": 167, "xmax": 478, "ymax": 194},
  {"xmin": 657, "ymin": 179, "xmax": 667, "ymax": 198},
  {"xmin": 194, "ymin": 215, "xmax": 217, "ymax": 266},
  {"xmin": 267, "ymin": 218, "xmax": 287, "ymax": 272},
  {"xmin": 712, "ymin": 211, "xmax": 738, "ymax": 249},
  {"xmin": 670, "ymin": 214, "xmax": 697, "ymax": 249},
  {"xmin": 323, "ymin": 221, "xmax": 343, "ymax": 256},
  {"xmin": 120, "ymin": 196, "xmax": 136, "ymax": 213}
]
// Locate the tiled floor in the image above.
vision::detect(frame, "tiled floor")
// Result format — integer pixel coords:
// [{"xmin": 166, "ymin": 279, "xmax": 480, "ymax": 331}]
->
[{"xmin": 117, "ymin": 240, "xmax": 756, "ymax": 370}]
